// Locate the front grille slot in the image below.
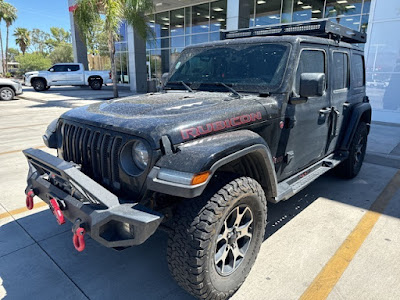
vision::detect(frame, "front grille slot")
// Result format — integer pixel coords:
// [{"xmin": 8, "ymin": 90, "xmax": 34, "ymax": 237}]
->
[{"xmin": 61, "ymin": 122, "xmax": 123, "ymax": 192}]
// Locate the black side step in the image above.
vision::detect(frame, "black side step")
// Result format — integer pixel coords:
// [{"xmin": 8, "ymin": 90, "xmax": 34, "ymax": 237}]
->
[{"xmin": 273, "ymin": 154, "xmax": 342, "ymax": 203}]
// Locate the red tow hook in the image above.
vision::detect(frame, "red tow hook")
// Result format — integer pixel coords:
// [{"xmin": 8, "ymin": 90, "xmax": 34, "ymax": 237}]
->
[
  {"xmin": 49, "ymin": 198, "xmax": 65, "ymax": 225},
  {"xmin": 26, "ymin": 190, "xmax": 35, "ymax": 210},
  {"xmin": 73, "ymin": 227, "xmax": 86, "ymax": 252}
]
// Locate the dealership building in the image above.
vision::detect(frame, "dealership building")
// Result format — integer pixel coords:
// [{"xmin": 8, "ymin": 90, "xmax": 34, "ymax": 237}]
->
[{"xmin": 69, "ymin": 0, "xmax": 400, "ymax": 124}]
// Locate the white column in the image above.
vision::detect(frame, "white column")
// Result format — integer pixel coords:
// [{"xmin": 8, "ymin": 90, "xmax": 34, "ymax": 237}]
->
[
  {"xmin": 127, "ymin": 25, "xmax": 147, "ymax": 93},
  {"xmin": 227, "ymin": 0, "xmax": 240, "ymax": 31}
]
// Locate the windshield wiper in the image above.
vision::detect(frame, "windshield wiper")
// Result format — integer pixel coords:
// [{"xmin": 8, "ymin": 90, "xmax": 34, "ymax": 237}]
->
[
  {"xmin": 211, "ymin": 82, "xmax": 242, "ymax": 98},
  {"xmin": 166, "ymin": 81, "xmax": 193, "ymax": 93}
]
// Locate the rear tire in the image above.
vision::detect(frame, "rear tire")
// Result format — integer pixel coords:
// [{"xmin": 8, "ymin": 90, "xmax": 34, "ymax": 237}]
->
[
  {"xmin": 89, "ymin": 79, "xmax": 102, "ymax": 90},
  {"xmin": 32, "ymin": 79, "xmax": 46, "ymax": 92},
  {"xmin": 335, "ymin": 122, "xmax": 368, "ymax": 179},
  {"xmin": 0, "ymin": 87, "xmax": 15, "ymax": 101},
  {"xmin": 167, "ymin": 176, "xmax": 267, "ymax": 300}
]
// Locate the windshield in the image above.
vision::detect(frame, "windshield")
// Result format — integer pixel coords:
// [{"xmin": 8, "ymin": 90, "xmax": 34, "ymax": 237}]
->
[{"xmin": 166, "ymin": 43, "xmax": 290, "ymax": 93}]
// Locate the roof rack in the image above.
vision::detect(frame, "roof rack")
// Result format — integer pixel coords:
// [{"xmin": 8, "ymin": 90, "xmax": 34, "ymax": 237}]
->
[{"xmin": 221, "ymin": 19, "xmax": 367, "ymax": 44}]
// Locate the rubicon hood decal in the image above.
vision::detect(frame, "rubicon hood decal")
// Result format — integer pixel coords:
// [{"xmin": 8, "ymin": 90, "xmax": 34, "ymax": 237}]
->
[{"xmin": 181, "ymin": 112, "xmax": 262, "ymax": 140}]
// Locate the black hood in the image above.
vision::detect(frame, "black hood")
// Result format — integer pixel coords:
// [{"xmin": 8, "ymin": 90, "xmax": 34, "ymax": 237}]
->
[{"xmin": 60, "ymin": 91, "xmax": 279, "ymax": 149}]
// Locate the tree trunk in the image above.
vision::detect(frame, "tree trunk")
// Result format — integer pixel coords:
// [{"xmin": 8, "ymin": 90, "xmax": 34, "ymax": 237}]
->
[
  {"xmin": 0, "ymin": 23, "xmax": 4, "ymax": 74},
  {"xmin": 5, "ymin": 26, "xmax": 9, "ymax": 74},
  {"xmin": 109, "ymin": 34, "xmax": 118, "ymax": 98}
]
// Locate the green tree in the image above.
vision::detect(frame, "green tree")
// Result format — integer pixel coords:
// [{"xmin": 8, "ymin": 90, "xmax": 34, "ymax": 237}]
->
[
  {"xmin": 74, "ymin": 0, "xmax": 154, "ymax": 97},
  {"xmin": 46, "ymin": 27, "xmax": 72, "ymax": 50},
  {"xmin": 49, "ymin": 43, "xmax": 73, "ymax": 64},
  {"xmin": 6, "ymin": 47, "xmax": 19, "ymax": 61},
  {"xmin": 13, "ymin": 27, "xmax": 30, "ymax": 55},
  {"xmin": 15, "ymin": 52, "xmax": 51, "ymax": 74},
  {"xmin": 2, "ymin": 2, "xmax": 17, "ymax": 73},
  {"xmin": 30, "ymin": 28, "xmax": 50, "ymax": 54}
]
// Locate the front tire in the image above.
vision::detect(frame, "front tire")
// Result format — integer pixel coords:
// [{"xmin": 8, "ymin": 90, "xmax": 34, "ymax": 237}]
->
[
  {"xmin": 32, "ymin": 79, "xmax": 46, "ymax": 92},
  {"xmin": 335, "ymin": 122, "xmax": 368, "ymax": 179},
  {"xmin": 167, "ymin": 176, "xmax": 267, "ymax": 299},
  {"xmin": 0, "ymin": 87, "xmax": 15, "ymax": 101}
]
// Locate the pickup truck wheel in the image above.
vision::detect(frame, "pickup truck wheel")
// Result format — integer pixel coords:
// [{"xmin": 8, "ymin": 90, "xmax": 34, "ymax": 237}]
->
[
  {"xmin": 90, "ymin": 79, "xmax": 102, "ymax": 90},
  {"xmin": 336, "ymin": 122, "xmax": 368, "ymax": 179},
  {"xmin": 167, "ymin": 176, "xmax": 267, "ymax": 299},
  {"xmin": 0, "ymin": 87, "xmax": 15, "ymax": 101},
  {"xmin": 32, "ymin": 79, "xmax": 46, "ymax": 92}
]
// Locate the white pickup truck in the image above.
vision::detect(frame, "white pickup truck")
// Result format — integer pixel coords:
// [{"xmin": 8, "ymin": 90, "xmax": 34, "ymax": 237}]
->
[{"xmin": 24, "ymin": 63, "xmax": 112, "ymax": 91}]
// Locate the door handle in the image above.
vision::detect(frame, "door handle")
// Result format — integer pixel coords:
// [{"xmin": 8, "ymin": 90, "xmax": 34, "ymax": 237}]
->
[{"xmin": 319, "ymin": 107, "xmax": 331, "ymax": 115}]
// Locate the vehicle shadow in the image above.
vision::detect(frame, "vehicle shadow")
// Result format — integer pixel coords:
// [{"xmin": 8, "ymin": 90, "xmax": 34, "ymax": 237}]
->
[{"xmin": 0, "ymin": 163, "xmax": 397, "ymax": 299}]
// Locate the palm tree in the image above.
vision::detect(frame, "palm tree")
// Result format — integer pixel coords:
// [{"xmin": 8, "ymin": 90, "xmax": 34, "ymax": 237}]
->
[
  {"xmin": 13, "ymin": 27, "xmax": 30, "ymax": 55},
  {"xmin": 74, "ymin": 0, "xmax": 153, "ymax": 98},
  {"xmin": 3, "ymin": 2, "xmax": 17, "ymax": 73},
  {"xmin": 0, "ymin": 0, "xmax": 6, "ymax": 73}
]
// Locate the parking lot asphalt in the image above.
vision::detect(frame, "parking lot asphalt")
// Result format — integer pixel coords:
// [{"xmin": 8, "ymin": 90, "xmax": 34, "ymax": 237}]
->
[{"xmin": 1, "ymin": 87, "xmax": 400, "ymax": 300}]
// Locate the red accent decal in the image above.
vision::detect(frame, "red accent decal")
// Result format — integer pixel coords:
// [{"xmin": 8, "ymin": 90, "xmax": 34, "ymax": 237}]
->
[{"xmin": 181, "ymin": 111, "xmax": 263, "ymax": 140}]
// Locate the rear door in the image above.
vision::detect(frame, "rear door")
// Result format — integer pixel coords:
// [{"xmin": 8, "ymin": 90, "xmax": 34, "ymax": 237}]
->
[
  {"xmin": 281, "ymin": 46, "xmax": 331, "ymax": 177},
  {"xmin": 326, "ymin": 48, "xmax": 351, "ymax": 153},
  {"xmin": 66, "ymin": 64, "xmax": 83, "ymax": 84}
]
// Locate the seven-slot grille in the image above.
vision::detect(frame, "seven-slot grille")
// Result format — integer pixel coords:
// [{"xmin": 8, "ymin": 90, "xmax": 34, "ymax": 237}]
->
[{"xmin": 60, "ymin": 121, "xmax": 123, "ymax": 192}]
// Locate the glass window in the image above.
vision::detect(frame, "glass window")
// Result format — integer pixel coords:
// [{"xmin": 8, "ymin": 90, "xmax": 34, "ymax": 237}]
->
[
  {"xmin": 295, "ymin": 50, "xmax": 326, "ymax": 94},
  {"xmin": 192, "ymin": 3, "xmax": 210, "ymax": 34},
  {"xmin": 185, "ymin": 7, "xmax": 191, "ymax": 34},
  {"xmin": 255, "ymin": 0, "xmax": 281, "ymax": 26},
  {"xmin": 293, "ymin": 0, "xmax": 324, "ymax": 22},
  {"xmin": 52, "ymin": 65, "xmax": 68, "ymax": 72},
  {"xmin": 69, "ymin": 65, "xmax": 80, "ymax": 72},
  {"xmin": 167, "ymin": 43, "xmax": 290, "ymax": 92},
  {"xmin": 170, "ymin": 8, "xmax": 185, "ymax": 36},
  {"xmin": 352, "ymin": 54, "xmax": 365, "ymax": 88},
  {"xmin": 282, "ymin": 0, "xmax": 294, "ymax": 23},
  {"xmin": 210, "ymin": 0, "xmax": 227, "ymax": 31},
  {"xmin": 210, "ymin": 32, "xmax": 221, "ymax": 42},
  {"xmin": 360, "ymin": 14, "xmax": 369, "ymax": 33},
  {"xmin": 329, "ymin": 15, "xmax": 362, "ymax": 30},
  {"xmin": 362, "ymin": 0, "xmax": 371, "ymax": 15},
  {"xmin": 155, "ymin": 11, "xmax": 170, "ymax": 38},
  {"xmin": 191, "ymin": 34, "xmax": 209, "ymax": 45},
  {"xmin": 325, "ymin": 0, "xmax": 363, "ymax": 18},
  {"xmin": 171, "ymin": 36, "xmax": 185, "ymax": 50},
  {"xmin": 333, "ymin": 52, "xmax": 349, "ymax": 90},
  {"xmin": 170, "ymin": 48, "xmax": 184, "ymax": 67}
]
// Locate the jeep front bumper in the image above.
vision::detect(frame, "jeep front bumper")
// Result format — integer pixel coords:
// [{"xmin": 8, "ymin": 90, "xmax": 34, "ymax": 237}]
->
[{"xmin": 23, "ymin": 148, "xmax": 163, "ymax": 249}]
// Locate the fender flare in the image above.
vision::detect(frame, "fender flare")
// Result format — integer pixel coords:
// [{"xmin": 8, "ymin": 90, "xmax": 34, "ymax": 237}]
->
[
  {"xmin": 30, "ymin": 76, "xmax": 48, "ymax": 86},
  {"xmin": 339, "ymin": 102, "xmax": 371, "ymax": 151},
  {"xmin": 147, "ymin": 130, "xmax": 277, "ymax": 199}
]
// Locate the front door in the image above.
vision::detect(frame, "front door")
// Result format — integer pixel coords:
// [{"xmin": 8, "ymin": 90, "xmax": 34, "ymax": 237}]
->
[
  {"xmin": 280, "ymin": 47, "xmax": 331, "ymax": 178},
  {"xmin": 48, "ymin": 65, "xmax": 70, "ymax": 85}
]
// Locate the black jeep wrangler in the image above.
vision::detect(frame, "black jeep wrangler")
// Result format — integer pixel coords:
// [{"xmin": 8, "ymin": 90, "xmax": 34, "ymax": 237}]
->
[{"xmin": 23, "ymin": 20, "xmax": 371, "ymax": 299}]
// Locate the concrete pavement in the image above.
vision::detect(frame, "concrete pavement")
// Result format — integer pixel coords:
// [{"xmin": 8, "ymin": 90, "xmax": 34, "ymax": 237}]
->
[{"xmin": 1, "ymin": 89, "xmax": 400, "ymax": 299}]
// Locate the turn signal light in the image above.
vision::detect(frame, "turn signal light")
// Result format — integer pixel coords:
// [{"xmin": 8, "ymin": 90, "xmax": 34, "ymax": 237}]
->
[{"xmin": 191, "ymin": 171, "xmax": 210, "ymax": 185}]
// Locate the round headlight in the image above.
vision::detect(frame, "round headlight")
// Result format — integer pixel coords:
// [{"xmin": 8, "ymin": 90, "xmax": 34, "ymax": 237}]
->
[{"xmin": 132, "ymin": 141, "xmax": 149, "ymax": 170}]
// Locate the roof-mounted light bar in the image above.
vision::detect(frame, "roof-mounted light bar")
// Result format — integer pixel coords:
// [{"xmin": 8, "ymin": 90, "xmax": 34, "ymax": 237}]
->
[{"xmin": 221, "ymin": 19, "xmax": 367, "ymax": 44}]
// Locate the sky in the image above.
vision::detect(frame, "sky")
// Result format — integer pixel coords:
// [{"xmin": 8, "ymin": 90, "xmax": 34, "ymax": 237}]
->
[{"xmin": 4, "ymin": 0, "xmax": 71, "ymax": 50}]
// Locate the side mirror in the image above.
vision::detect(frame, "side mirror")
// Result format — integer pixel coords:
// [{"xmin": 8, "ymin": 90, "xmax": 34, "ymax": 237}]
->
[
  {"xmin": 49, "ymin": 68, "xmax": 54, "ymax": 72},
  {"xmin": 299, "ymin": 73, "xmax": 325, "ymax": 98}
]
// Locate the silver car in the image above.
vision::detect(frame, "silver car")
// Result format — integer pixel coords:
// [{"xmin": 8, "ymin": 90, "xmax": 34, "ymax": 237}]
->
[{"xmin": 0, "ymin": 78, "xmax": 23, "ymax": 100}]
